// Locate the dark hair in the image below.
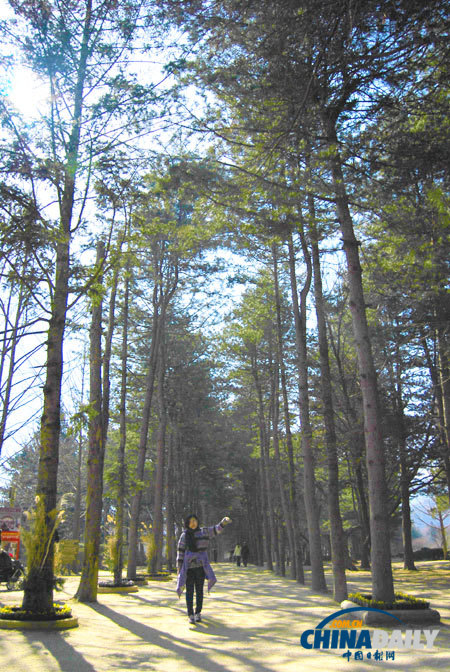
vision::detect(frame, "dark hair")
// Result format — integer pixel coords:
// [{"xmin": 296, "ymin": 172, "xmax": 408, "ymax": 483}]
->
[{"xmin": 184, "ymin": 514, "xmax": 200, "ymax": 552}]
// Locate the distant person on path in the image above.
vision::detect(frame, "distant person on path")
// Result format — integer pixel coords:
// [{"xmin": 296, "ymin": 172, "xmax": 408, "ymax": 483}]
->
[
  {"xmin": 176, "ymin": 514, "xmax": 232, "ymax": 624},
  {"xmin": 234, "ymin": 543, "xmax": 242, "ymax": 566},
  {"xmin": 241, "ymin": 542, "xmax": 249, "ymax": 567}
]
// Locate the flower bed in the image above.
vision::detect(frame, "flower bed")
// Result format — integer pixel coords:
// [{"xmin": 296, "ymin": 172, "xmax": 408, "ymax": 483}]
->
[
  {"xmin": 98, "ymin": 579, "xmax": 135, "ymax": 588},
  {"xmin": 0, "ymin": 602, "xmax": 78, "ymax": 630},
  {"xmin": 341, "ymin": 593, "xmax": 440, "ymax": 625},
  {"xmin": 348, "ymin": 592, "xmax": 430, "ymax": 610},
  {"xmin": 0, "ymin": 602, "xmax": 72, "ymax": 621},
  {"xmin": 97, "ymin": 580, "xmax": 138, "ymax": 593},
  {"xmin": 145, "ymin": 572, "xmax": 172, "ymax": 582}
]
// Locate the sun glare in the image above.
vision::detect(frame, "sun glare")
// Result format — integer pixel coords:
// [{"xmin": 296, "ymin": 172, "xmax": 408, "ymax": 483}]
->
[{"xmin": 4, "ymin": 66, "xmax": 49, "ymax": 118}]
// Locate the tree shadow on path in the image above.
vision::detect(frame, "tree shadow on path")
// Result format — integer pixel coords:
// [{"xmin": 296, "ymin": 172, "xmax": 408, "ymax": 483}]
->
[
  {"xmin": 89, "ymin": 602, "xmax": 285, "ymax": 672},
  {"xmin": 23, "ymin": 631, "xmax": 97, "ymax": 672}
]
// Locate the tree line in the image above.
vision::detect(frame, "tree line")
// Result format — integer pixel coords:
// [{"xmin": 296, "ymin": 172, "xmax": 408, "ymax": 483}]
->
[{"xmin": 0, "ymin": 0, "xmax": 448, "ymax": 614}]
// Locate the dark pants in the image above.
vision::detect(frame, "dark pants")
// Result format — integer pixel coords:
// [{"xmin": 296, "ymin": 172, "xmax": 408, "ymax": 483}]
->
[
  {"xmin": 186, "ymin": 566, "xmax": 205, "ymax": 615},
  {"xmin": 242, "ymin": 556, "xmax": 248, "ymax": 566},
  {"xmin": 236, "ymin": 556, "xmax": 241, "ymax": 566}
]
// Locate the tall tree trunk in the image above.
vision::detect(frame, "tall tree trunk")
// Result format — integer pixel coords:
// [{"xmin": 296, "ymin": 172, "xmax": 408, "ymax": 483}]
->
[
  {"xmin": 151, "ymin": 328, "xmax": 167, "ymax": 573},
  {"xmin": 308, "ymin": 209, "xmax": 348, "ymax": 601},
  {"xmin": 421, "ymin": 333, "xmax": 450, "ymax": 504},
  {"xmin": 127, "ymin": 300, "xmax": 160, "ymax": 579},
  {"xmin": 272, "ymin": 243, "xmax": 303, "ymax": 582},
  {"xmin": 287, "ymin": 229, "xmax": 327, "ymax": 593},
  {"xmin": 113, "ymin": 269, "xmax": 129, "ymax": 584},
  {"xmin": 165, "ymin": 429, "xmax": 176, "ymax": 570},
  {"xmin": 252, "ymin": 353, "xmax": 274, "ymax": 571},
  {"xmin": 353, "ymin": 449, "xmax": 371, "ymax": 569},
  {"xmin": 22, "ymin": 0, "xmax": 93, "ymax": 613},
  {"xmin": 388, "ymin": 330, "xmax": 416, "ymax": 571},
  {"xmin": 323, "ymin": 114, "xmax": 394, "ymax": 602},
  {"xmin": 266, "ymin": 354, "xmax": 281, "ymax": 574},
  {"xmin": 102, "ymin": 262, "xmax": 120, "ymax": 444},
  {"xmin": 327, "ymin": 318, "xmax": 371, "ymax": 569},
  {"xmin": 436, "ymin": 319, "xmax": 450, "ymax": 505},
  {"xmin": 270, "ymin": 361, "xmax": 290, "ymax": 578},
  {"xmin": 72, "ymin": 350, "xmax": 87, "ymax": 574},
  {"xmin": 76, "ymin": 240, "xmax": 105, "ymax": 602},
  {"xmin": 127, "ymin": 252, "xmax": 178, "ymax": 579},
  {"xmin": 399, "ymin": 445, "xmax": 416, "ymax": 571}
]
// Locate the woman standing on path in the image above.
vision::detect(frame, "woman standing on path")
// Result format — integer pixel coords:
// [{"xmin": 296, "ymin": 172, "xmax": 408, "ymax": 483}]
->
[{"xmin": 176, "ymin": 514, "xmax": 232, "ymax": 624}]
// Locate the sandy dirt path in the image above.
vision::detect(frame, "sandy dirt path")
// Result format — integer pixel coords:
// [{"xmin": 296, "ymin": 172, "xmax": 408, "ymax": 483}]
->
[{"xmin": 0, "ymin": 561, "xmax": 449, "ymax": 671}]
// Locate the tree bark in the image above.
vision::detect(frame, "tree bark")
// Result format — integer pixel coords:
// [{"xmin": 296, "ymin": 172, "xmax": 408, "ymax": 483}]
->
[
  {"xmin": 23, "ymin": 0, "xmax": 93, "ymax": 613},
  {"xmin": 151, "ymin": 328, "xmax": 168, "ymax": 573},
  {"xmin": 76, "ymin": 239, "xmax": 105, "ymax": 602},
  {"xmin": 165, "ymin": 429, "xmax": 176, "ymax": 570},
  {"xmin": 251, "ymin": 351, "xmax": 275, "ymax": 571},
  {"xmin": 421, "ymin": 333, "xmax": 450, "ymax": 504},
  {"xmin": 127, "ymin": 249, "xmax": 178, "ymax": 579},
  {"xmin": 272, "ymin": 243, "xmax": 299, "ymax": 579},
  {"xmin": 436, "ymin": 320, "xmax": 450, "ymax": 505},
  {"xmin": 113, "ymin": 268, "xmax": 129, "ymax": 584},
  {"xmin": 287, "ymin": 229, "xmax": 327, "ymax": 593},
  {"xmin": 127, "ymin": 302, "xmax": 160, "ymax": 579},
  {"xmin": 323, "ymin": 114, "xmax": 394, "ymax": 602},
  {"xmin": 309, "ymin": 208, "xmax": 348, "ymax": 601}
]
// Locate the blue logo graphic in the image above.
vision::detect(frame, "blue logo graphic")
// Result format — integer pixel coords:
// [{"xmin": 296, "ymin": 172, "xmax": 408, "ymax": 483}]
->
[{"xmin": 299, "ymin": 607, "xmax": 439, "ymax": 662}]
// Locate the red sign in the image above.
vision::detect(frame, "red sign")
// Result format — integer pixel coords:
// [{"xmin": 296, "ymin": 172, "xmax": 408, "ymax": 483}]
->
[{"xmin": 0, "ymin": 531, "xmax": 20, "ymax": 559}]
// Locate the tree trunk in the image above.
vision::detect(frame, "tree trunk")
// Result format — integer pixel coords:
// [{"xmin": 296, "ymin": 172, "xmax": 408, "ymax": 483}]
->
[
  {"xmin": 76, "ymin": 240, "xmax": 105, "ymax": 602},
  {"xmin": 287, "ymin": 229, "xmax": 327, "ymax": 593},
  {"xmin": 436, "ymin": 320, "xmax": 450, "ymax": 505},
  {"xmin": 323, "ymin": 114, "xmax": 394, "ymax": 602},
  {"xmin": 421, "ymin": 333, "xmax": 450, "ymax": 504},
  {"xmin": 388, "ymin": 332, "xmax": 416, "ymax": 571},
  {"xmin": 353, "ymin": 450, "xmax": 371, "ymax": 569},
  {"xmin": 165, "ymin": 429, "xmax": 176, "ymax": 570},
  {"xmin": 127, "ymin": 302, "xmax": 160, "ymax": 579},
  {"xmin": 151, "ymin": 330, "xmax": 167, "ymax": 574},
  {"xmin": 72, "ymin": 351, "xmax": 87, "ymax": 573},
  {"xmin": 22, "ymin": 1, "xmax": 93, "ymax": 612},
  {"xmin": 102, "ymin": 263, "xmax": 120, "ymax": 446},
  {"xmin": 127, "ymin": 252, "xmax": 178, "ymax": 579},
  {"xmin": 113, "ymin": 269, "xmax": 129, "ymax": 584},
  {"xmin": 327, "ymin": 317, "xmax": 371, "ymax": 570},
  {"xmin": 272, "ymin": 243, "xmax": 303, "ymax": 582},
  {"xmin": 309, "ymin": 208, "xmax": 348, "ymax": 601},
  {"xmin": 252, "ymin": 353, "xmax": 274, "ymax": 571}
]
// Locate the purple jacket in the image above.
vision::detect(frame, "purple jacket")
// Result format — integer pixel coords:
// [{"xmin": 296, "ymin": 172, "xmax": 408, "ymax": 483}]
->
[{"xmin": 176, "ymin": 550, "xmax": 217, "ymax": 597}]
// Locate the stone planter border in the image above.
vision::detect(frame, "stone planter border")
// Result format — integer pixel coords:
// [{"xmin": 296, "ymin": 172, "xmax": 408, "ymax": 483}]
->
[
  {"xmin": 0, "ymin": 616, "xmax": 79, "ymax": 631},
  {"xmin": 341, "ymin": 600, "xmax": 440, "ymax": 625}
]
